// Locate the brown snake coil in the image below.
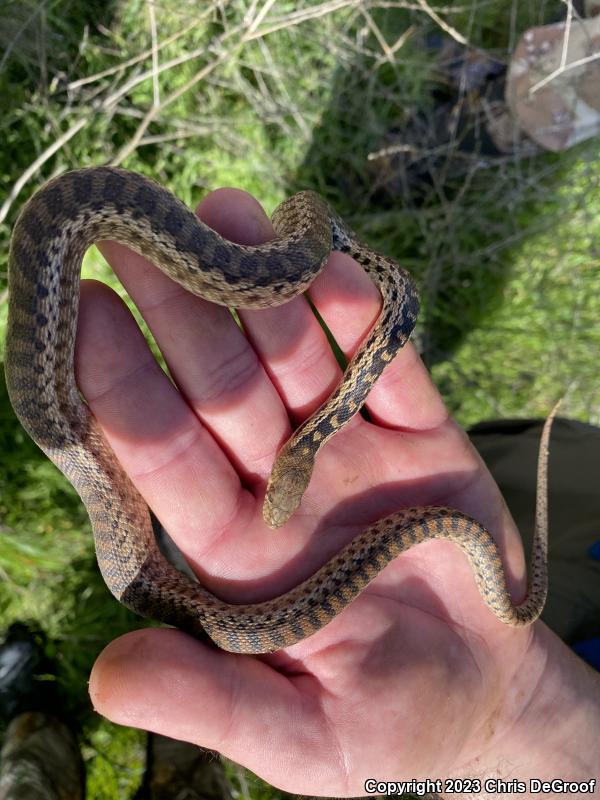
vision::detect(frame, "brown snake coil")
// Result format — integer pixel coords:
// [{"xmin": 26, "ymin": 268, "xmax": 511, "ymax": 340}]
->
[{"xmin": 6, "ymin": 167, "xmax": 551, "ymax": 653}]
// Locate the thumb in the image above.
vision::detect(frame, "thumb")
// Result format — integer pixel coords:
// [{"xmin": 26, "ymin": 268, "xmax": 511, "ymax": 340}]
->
[{"xmin": 88, "ymin": 628, "xmax": 332, "ymax": 788}]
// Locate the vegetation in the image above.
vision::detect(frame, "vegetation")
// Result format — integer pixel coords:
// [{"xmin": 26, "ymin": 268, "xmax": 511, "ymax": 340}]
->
[{"xmin": 0, "ymin": 1, "xmax": 597, "ymax": 796}]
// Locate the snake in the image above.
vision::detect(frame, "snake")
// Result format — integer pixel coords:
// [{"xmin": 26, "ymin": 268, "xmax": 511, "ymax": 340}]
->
[{"xmin": 5, "ymin": 166, "xmax": 551, "ymax": 654}]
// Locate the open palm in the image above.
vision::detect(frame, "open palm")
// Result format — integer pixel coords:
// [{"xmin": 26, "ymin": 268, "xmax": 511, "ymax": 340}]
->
[{"xmin": 80, "ymin": 186, "xmax": 549, "ymax": 794}]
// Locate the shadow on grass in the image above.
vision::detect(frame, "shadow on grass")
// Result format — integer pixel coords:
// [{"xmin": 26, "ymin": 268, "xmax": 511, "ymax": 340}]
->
[
  {"xmin": 0, "ymin": 368, "xmax": 143, "ymax": 724},
  {"xmin": 276, "ymin": 3, "xmax": 589, "ymax": 369},
  {"xmin": 1, "ymin": 1, "xmax": 140, "ymax": 723}
]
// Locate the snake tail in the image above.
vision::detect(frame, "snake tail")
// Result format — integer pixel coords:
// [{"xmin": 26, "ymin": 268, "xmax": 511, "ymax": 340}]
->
[{"xmin": 6, "ymin": 167, "xmax": 552, "ymax": 654}]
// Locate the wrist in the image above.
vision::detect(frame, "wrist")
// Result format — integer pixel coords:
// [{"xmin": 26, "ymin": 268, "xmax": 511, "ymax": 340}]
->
[{"xmin": 457, "ymin": 623, "xmax": 600, "ymax": 797}]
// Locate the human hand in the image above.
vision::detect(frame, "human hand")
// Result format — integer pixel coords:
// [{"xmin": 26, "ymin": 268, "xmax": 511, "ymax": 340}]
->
[{"xmin": 81, "ymin": 187, "xmax": 600, "ymax": 795}]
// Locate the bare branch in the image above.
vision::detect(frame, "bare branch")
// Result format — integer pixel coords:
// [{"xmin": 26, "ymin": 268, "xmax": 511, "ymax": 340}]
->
[
  {"xmin": 67, "ymin": 17, "xmax": 201, "ymax": 90},
  {"xmin": 0, "ymin": 118, "xmax": 87, "ymax": 226},
  {"xmin": 147, "ymin": 0, "xmax": 160, "ymax": 108},
  {"xmin": 414, "ymin": 0, "xmax": 469, "ymax": 46},
  {"xmin": 529, "ymin": 50, "xmax": 600, "ymax": 95}
]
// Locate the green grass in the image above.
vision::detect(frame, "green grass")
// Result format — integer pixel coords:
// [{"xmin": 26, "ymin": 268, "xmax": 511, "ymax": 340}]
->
[{"xmin": 0, "ymin": 0, "xmax": 598, "ymax": 797}]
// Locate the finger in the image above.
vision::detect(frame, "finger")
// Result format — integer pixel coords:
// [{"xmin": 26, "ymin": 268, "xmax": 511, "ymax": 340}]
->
[
  {"xmin": 197, "ymin": 191, "xmax": 367, "ymax": 480},
  {"xmin": 238, "ymin": 298, "xmax": 344, "ymax": 429},
  {"xmin": 75, "ymin": 277, "xmax": 341, "ymax": 600},
  {"xmin": 97, "ymin": 188, "xmax": 292, "ymax": 487},
  {"xmin": 192, "ymin": 188, "xmax": 341, "ymax": 442},
  {"xmin": 74, "ymin": 279, "xmax": 254, "ymax": 576},
  {"xmin": 89, "ymin": 629, "xmax": 335, "ymax": 792},
  {"xmin": 218, "ymin": 198, "xmax": 346, "ymax": 430},
  {"xmin": 308, "ymin": 251, "xmax": 447, "ymax": 431},
  {"xmin": 306, "ymin": 255, "xmax": 529, "ymax": 588}
]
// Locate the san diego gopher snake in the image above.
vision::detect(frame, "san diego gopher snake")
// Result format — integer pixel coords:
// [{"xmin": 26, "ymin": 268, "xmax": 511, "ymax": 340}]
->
[{"xmin": 5, "ymin": 167, "xmax": 551, "ymax": 653}]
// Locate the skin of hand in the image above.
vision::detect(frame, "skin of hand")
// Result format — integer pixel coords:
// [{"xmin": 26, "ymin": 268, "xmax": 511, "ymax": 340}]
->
[{"xmin": 79, "ymin": 187, "xmax": 600, "ymax": 797}]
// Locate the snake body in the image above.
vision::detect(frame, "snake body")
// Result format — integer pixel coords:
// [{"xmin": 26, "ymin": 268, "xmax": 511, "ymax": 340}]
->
[{"xmin": 6, "ymin": 167, "xmax": 549, "ymax": 653}]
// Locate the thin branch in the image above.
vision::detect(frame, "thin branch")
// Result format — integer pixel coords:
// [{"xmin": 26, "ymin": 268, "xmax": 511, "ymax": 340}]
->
[
  {"xmin": 560, "ymin": 0, "xmax": 574, "ymax": 71},
  {"xmin": 414, "ymin": 0, "xmax": 469, "ymax": 46},
  {"xmin": 113, "ymin": 0, "xmax": 352, "ymax": 165},
  {"xmin": 359, "ymin": 8, "xmax": 395, "ymax": 63},
  {"xmin": 67, "ymin": 17, "xmax": 201, "ymax": 89},
  {"xmin": 387, "ymin": 24, "xmax": 417, "ymax": 57},
  {"xmin": 244, "ymin": 0, "xmax": 359, "ymax": 41},
  {"xmin": 529, "ymin": 50, "xmax": 600, "ymax": 95},
  {"xmin": 102, "ymin": 42, "xmax": 221, "ymax": 110},
  {"xmin": 246, "ymin": 0, "xmax": 278, "ymax": 34},
  {"xmin": 148, "ymin": 0, "xmax": 160, "ymax": 108},
  {"xmin": 111, "ymin": 49, "xmax": 230, "ymax": 165},
  {"xmin": 0, "ymin": 118, "xmax": 87, "ymax": 226}
]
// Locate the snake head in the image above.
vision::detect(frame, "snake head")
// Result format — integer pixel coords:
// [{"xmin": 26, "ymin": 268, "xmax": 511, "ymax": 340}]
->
[{"xmin": 262, "ymin": 455, "xmax": 314, "ymax": 529}]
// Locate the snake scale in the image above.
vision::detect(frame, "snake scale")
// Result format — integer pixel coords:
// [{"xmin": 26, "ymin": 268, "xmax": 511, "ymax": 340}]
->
[{"xmin": 6, "ymin": 167, "xmax": 551, "ymax": 653}]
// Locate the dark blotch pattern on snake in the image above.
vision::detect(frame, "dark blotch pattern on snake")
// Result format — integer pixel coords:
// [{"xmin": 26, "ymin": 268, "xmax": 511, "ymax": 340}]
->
[{"xmin": 5, "ymin": 167, "xmax": 551, "ymax": 653}]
